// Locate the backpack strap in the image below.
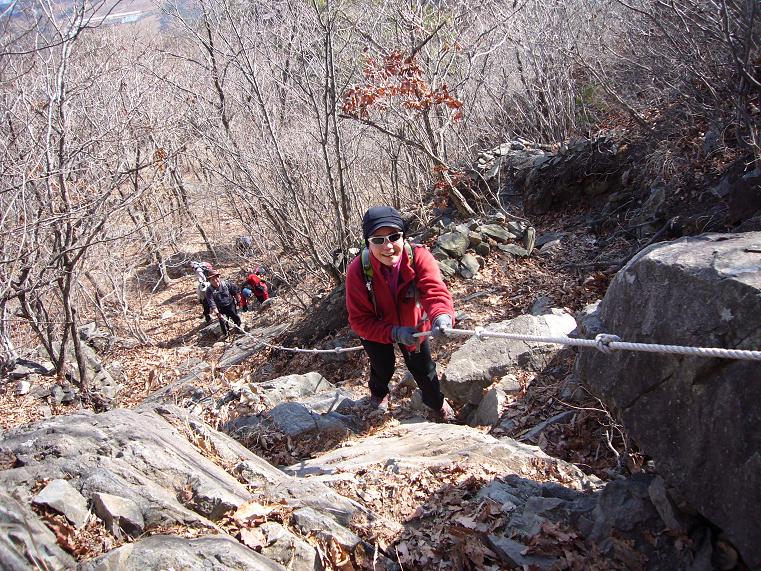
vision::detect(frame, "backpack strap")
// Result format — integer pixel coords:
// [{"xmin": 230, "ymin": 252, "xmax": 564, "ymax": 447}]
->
[{"xmin": 361, "ymin": 242, "xmax": 417, "ymax": 318}]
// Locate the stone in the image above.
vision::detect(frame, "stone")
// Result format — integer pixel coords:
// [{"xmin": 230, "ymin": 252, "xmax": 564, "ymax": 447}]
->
[
  {"xmin": 480, "ymin": 224, "xmax": 512, "ymax": 243},
  {"xmin": 33, "ymin": 479, "xmax": 90, "ymax": 528},
  {"xmin": 576, "ymin": 232, "xmax": 761, "ymax": 569},
  {"xmin": 458, "ymin": 253, "xmax": 480, "ymax": 279},
  {"xmin": 437, "ymin": 231, "xmax": 470, "ymax": 258},
  {"xmin": 574, "ymin": 301, "xmax": 604, "ymax": 338},
  {"xmin": 258, "ymin": 521, "xmax": 319, "ymax": 570},
  {"xmin": 438, "ymin": 259, "xmax": 457, "ymax": 277},
  {"xmin": 0, "ymin": 491, "xmax": 76, "ymax": 570},
  {"xmin": 256, "ymin": 372, "xmax": 335, "ymax": 407},
  {"xmin": 442, "ymin": 313, "xmax": 577, "ymax": 404},
  {"xmin": 475, "ymin": 242, "xmax": 491, "ymax": 257},
  {"xmin": 497, "ymin": 244, "xmax": 530, "ymax": 257},
  {"xmin": 78, "ymin": 535, "xmax": 284, "ymax": 571},
  {"xmin": 538, "ymin": 239, "xmax": 562, "ymax": 254},
  {"xmin": 523, "ymin": 226, "xmax": 536, "ymax": 254},
  {"xmin": 431, "ymin": 247, "xmax": 451, "ymax": 261},
  {"xmin": 265, "ymin": 402, "xmax": 351, "ymax": 439},
  {"xmin": 468, "ymin": 387, "xmax": 507, "ymax": 427},
  {"xmin": 467, "ymin": 231, "xmax": 483, "ymax": 246},
  {"xmin": 486, "ymin": 536, "xmax": 556, "ymax": 570},
  {"xmin": 497, "ymin": 374, "xmax": 522, "ymax": 393},
  {"xmin": 92, "ymin": 492, "xmax": 145, "ymax": 538},
  {"xmin": 530, "ymin": 296, "xmax": 553, "ymax": 316},
  {"xmin": 14, "ymin": 380, "xmax": 30, "ymax": 396},
  {"xmin": 535, "ymin": 232, "xmax": 565, "ymax": 247}
]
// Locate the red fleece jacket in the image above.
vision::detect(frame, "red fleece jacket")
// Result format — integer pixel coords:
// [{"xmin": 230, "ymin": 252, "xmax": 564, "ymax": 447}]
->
[{"xmin": 345, "ymin": 243, "xmax": 454, "ymax": 346}]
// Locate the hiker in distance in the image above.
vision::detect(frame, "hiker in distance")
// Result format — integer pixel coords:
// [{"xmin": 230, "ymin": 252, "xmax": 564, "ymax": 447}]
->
[
  {"xmin": 345, "ymin": 206, "xmax": 456, "ymax": 422},
  {"xmin": 190, "ymin": 260, "xmax": 214, "ymax": 323},
  {"xmin": 205, "ymin": 270, "xmax": 243, "ymax": 336}
]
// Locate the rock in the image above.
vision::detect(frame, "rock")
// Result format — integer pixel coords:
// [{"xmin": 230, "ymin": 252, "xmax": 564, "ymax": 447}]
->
[
  {"xmin": 437, "ymin": 231, "xmax": 470, "ymax": 258},
  {"xmin": 530, "ymin": 296, "xmax": 553, "ymax": 316},
  {"xmin": 497, "ymin": 374, "xmax": 522, "ymax": 393},
  {"xmin": 467, "ymin": 231, "xmax": 483, "ymax": 247},
  {"xmin": 78, "ymin": 535, "xmax": 285, "ymax": 571},
  {"xmin": 523, "ymin": 226, "xmax": 536, "ymax": 254},
  {"xmin": 486, "ymin": 536, "xmax": 556, "ymax": 570},
  {"xmin": 33, "ymin": 479, "xmax": 90, "ymax": 528},
  {"xmin": 291, "ymin": 507, "xmax": 362, "ymax": 549},
  {"xmin": 497, "ymin": 243, "xmax": 530, "ymax": 257},
  {"xmin": 475, "ymin": 242, "xmax": 490, "ymax": 257},
  {"xmin": 535, "ymin": 232, "xmax": 565, "ymax": 247},
  {"xmin": 287, "ymin": 422, "xmax": 594, "ymax": 492},
  {"xmin": 218, "ymin": 323, "xmax": 290, "ymax": 369},
  {"xmin": 480, "ymin": 224, "xmax": 513, "ymax": 243},
  {"xmin": 468, "ymin": 387, "xmax": 507, "ymax": 427},
  {"xmin": 8, "ymin": 358, "xmax": 50, "ymax": 379},
  {"xmin": 574, "ymin": 301, "xmax": 604, "ymax": 338},
  {"xmin": 431, "ymin": 247, "xmax": 451, "ymax": 261},
  {"xmin": 538, "ymin": 239, "xmax": 562, "ymax": 254},
  {"xmin": 575, "ymin": 232, "xmax": 761, "ymax": 569},
  {"xmin": 442, "ymin": 313, "xmax": 577, "ymax": 404},
  {"xmin": 459, "ymin": 253, "xmax": 480, "ymax": 279},
  {"xmin": 256, "ymin": 372, "xmax": 335, "ymax": 407},
  {"xmin": 648, "ymin": 476, "xmax": 684, "ymax": 530},
  {"xmin": 507, "ymin": 221, "xmax": 526, "ymax": 236},
  {"xmin": 0, "ymin": 491, "xmax": 76, "ymax": 570},
  {"xmin": 92, "ymin": 492, "xmax": 145, "ymax": 538},
  {"xmin": 14, "ymin": 380, "xmax": 30, "ymax": 396},
  {"xmin": 265, "ymin": 402, "xmax": 351, "ymax": 439},
  {"xmin": 257, "ymin": 521, "xmax": 319, "ymax": 570},
  {"xmin": 437, "ymin": 258, "xmax": 457, "ymax": 277}
]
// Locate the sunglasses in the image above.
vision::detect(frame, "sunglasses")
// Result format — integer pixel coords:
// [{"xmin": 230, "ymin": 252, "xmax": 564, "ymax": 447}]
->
[{"xmin": 368, "ymin": 232, "xmax": 403, "ymax": 246}]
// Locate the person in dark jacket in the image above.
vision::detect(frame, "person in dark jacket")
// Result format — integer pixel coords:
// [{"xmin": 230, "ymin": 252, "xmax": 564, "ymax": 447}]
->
[
  {"xmin": 345, "ymin": 206, "xmax": 456, "ymax": 422},
  {"xmin": 205, "ymin": 271, "xmax": 242, "ymax": 336}
]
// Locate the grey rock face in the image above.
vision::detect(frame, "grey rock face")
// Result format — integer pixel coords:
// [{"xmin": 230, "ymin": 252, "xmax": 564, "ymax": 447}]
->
[
  {"xmin": 78, "ymin": 535, "xmax": 286, "ymax": 571},
  {"xmin": 0, "ymin": 491, "xmax": 76, "ymax": 570},
  {"xmin": 257, "ymin": 372, "xmax": 335, "ymax": 407},
  {"xmin": 576, "ymin": 232, "xmax": 761, "ymax": 568},
  {"xmin": 442, "ymin": 312, "xmax": 576, "ymax": 404}
]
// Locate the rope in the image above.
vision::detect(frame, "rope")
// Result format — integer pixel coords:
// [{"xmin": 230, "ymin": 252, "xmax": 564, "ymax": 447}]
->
[
  {"xmin": 216, "ymin": 313, "xmax": 761, "ymax": 361},
  {"xmin": 416, "ymin": 328, "xmax": 761, "ymax": 362},
  {"xmin": 218, "ymin": 315, "xmax": 364, "ymax": 355}
]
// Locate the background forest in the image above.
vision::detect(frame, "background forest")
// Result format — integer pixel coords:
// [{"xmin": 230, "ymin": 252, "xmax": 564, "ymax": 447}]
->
[{"xmin": 1, "ymin": 0, "xmax": 758, "ymax": 385}]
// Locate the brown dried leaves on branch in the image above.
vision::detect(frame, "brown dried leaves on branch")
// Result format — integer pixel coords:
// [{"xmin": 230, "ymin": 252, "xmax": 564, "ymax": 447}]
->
[{"xmin": 342, "ymin": 50, "xmax": 463, "ymax": 121}]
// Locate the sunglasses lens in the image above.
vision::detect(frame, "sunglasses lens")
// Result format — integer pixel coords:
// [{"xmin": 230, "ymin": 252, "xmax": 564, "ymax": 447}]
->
[{"xmin": 369, "ymin": 232, "xmax": 402, "ymax": 245}]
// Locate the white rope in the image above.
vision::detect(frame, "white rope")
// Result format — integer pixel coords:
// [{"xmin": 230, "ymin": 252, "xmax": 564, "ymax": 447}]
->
[
  {"xmin": 218, "ymin": 315, "xmax": 364, "ymax": 355},
  {"xmin": 416, "ymin": 328, "xmax": 761, "ymax": 362},
  {"xmin": 218, "ymin": 313, "xmax": 761, "ymax": 361}
]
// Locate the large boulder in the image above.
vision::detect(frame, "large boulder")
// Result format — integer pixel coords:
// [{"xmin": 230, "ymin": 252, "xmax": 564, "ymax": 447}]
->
[
  {"xmin": 442, "ymin": 311, "xmax": 576, "ymax": 404},
  {"xmin": 576, "ymin": 232, "xmax": 761, "ymax": 568}
]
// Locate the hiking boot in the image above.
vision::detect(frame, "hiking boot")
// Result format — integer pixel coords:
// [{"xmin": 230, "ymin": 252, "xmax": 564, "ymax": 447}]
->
[
  {"xmin": 432, "ymin": 399, "xmax": 456, "ymax": 423},
  {"xmin": 368, "ymin": 394, "xmax": 390, "ymax": 413}
]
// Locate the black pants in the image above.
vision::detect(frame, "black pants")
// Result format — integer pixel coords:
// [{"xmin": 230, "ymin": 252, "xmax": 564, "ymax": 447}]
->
[
  {"xmin": 361, "ymin": 338, "xmax": 444, "ymax": 411},
  {"xmin": 218, "ymin": 304, "xmax": 241, "ymax": 334},
  {"xmin": 201, "ymin": 298, "xmax": 211, "ymax": 322}
]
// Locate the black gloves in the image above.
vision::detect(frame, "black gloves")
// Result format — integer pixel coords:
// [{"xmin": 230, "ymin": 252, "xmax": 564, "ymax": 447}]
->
[
  {"xmin": 431, "ymin": 314, "xmax": 453, "ymax": 339},
  {"xmin": 392, "ymin": 326, "xmax": 418, "ymax": 346}
]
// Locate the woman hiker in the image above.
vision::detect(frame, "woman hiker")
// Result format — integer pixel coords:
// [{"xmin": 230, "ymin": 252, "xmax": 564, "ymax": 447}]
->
[{"xmin": 345, "ymin": 206, "xmax": 456, "ymax": 422}]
